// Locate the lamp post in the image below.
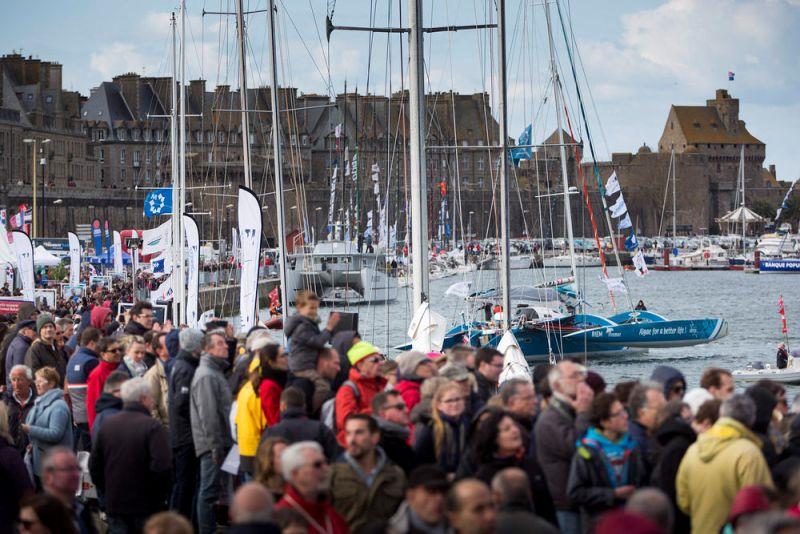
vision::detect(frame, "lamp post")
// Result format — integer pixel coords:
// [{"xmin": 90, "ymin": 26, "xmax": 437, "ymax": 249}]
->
[
  {"xmin": 314, "ymin": 206, "xmax": 322, "ymax": 242},
  {"xmin": 22, "ymin": 138, "xmax": 50, "ymax": 238},
  {"xmin": 468, "ymin": 211, "xmax": 474, "ymax": 241}
]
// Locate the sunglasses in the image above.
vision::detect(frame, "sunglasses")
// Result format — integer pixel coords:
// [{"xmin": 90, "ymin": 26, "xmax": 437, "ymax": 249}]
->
[
  {"xmin": 671, "ymin": 384, "xmax": 686, "ymax": 393},
  {"xmin": 105, "ymin": 348, "xmax": 121, "ymax": 354},
  {"xmin": 383, "ymin": 402, "xmax": 407, "ymax": 411}
]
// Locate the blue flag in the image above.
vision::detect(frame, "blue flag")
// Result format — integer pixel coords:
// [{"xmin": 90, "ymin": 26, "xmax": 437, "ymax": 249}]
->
[
  {"xmin": 92, "ymin": 219, "xmax": 102, "ymax": 254},
  {"xmin": 144, "ymin": 188, "xmax": 173, "ymax": 218},
  {"xmin": 510, "ymin": 124, "xmax": 533, "ymax": 166},
  {"xmin": 625, "ymin": 231, "xmax": 638, "ymax": 252}
]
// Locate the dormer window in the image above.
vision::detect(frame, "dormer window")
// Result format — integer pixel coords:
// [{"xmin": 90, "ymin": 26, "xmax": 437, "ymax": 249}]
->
[{"xmin": 692, "ymin": 122, "xmax": 701, "ymax": 128}]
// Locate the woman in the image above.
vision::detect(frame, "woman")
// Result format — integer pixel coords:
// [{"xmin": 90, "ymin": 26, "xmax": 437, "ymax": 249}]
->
[
  {"xmin": 17, "ymin": 493, "xmax": 77, "ymax": 534},
  {"xmin": 467, "ymin": 410, "xmax": 557, "ymax": 526},
  {"xmin": 120, "ymin": 335, "xmax": 148, "ymax": 377},
  {"xmin": 0, "ymin": 403, "xmax": 33, "ymax": 534},
  {"xmin": 567, "ymin": 392, "xmax": 645, "ymax": 532},
  {"xmin": 235, "ymin": 368, "xmax": 267, "ymax": 479},
  {"xmin": 254, "ymin": 436, "xmax": 289, "ymax": 500},
  {"xmin": 23, "ymin": 367, "xmax": 73, "ymax": 485},
  {"xmin": 413, "ymin": 382, "xmax": 469, "ymax": 474},
  {"xmin": 257, "ymin": 342, "xmax": 289, "ymax": 426}
]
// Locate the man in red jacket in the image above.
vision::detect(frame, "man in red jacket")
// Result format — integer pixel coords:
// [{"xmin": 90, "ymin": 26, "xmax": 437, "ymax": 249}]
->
[
  {"xmin": 86, "ymin": 337, "xmax": 122, "ymax": 430},
  {"xmin": 395, "ymin": 350, "xmax": 437, "ymax": 414},
  {"xmin": 334, "ymin": 341, "xmax": 386, "ymax": 445}
]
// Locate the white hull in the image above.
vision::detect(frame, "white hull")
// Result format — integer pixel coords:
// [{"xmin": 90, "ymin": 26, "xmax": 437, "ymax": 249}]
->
[
  {"xmin": 733, "ymin": 366, "xmax": 800, "ymax": 384},
  {"xmin": 543, "ymin": 254, "xmax": 601, "ymax": 268}
]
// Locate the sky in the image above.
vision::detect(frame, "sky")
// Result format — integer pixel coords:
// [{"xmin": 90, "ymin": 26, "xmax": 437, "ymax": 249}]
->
[{"xmin": 2, "ymin": 0, "xmax": 799, "ymax": 182}]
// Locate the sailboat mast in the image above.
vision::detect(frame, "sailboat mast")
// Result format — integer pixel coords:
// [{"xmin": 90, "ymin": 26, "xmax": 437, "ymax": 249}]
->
[
  {"xmin": 267, "ymin": 0, "xmax": 290, "ymax": 328},
  {"xmin": 740, "ymin": 145, "xmax": 745, "ymax": 256},
  {"xmin": 236, "ymin": 0, "xmax": 253, "ymax": 189},
  {"xmin": 170, "ymin": 12, "xmax": 180, "ymax": 323},
  {"xmin": 672, "ymin": 149, "xmax": 677, "ymax": 241},
  {"xmin": 544, "ymin": 2, "xmax": 577, "ymax": 281},
  {"xmin": 408, "ymin": 0, "xmax": 429, "ymax": 310},
  {"xmin": 497, "ymin": 0, "xmax": 511, "ymax": 328},
  {"xmin": 176, "ymin": 0, "xmax": 187, "ymax": 326}
]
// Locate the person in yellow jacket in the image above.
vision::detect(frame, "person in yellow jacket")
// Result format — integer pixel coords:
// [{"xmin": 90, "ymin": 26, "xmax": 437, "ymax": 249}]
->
[
  {"xmin": 235, "ymin": 373, "xmax": 267, "ymax": 479},
  {"xmin": 676, "ymin": 394, "xmax": 773, "ymax": 534}
]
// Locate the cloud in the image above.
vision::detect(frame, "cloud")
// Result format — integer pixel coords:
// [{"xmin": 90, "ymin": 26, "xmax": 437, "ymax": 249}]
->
[{"xmin": 89, "ymin": 43, "xmax": 156, "ymax": 81}]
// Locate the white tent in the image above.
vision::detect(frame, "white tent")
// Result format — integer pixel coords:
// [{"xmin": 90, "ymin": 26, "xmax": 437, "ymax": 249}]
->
[
  {"xmin": 34, "ymin": 245, "xmax": 62, "ymax": 267},
  {"xmin": 716, "ymin": 206, "xmax": 768, "ymax": 236}
]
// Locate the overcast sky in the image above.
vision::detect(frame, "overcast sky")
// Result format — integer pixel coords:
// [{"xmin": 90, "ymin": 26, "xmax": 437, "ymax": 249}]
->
[{"xmin": 3, "ymin": 0, "xmax": 798, "ymax": 182}]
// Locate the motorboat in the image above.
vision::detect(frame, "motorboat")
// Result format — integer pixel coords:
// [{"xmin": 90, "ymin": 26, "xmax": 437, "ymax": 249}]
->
[{"xmin": 733, "ymin": 362, "xmax": 800, "ymax": 384}]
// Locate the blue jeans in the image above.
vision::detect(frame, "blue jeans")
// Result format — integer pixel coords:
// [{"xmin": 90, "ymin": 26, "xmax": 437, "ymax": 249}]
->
[
  {"xmin": 556, "ymin": 510, "xmax": 581, "ymax": 534},
  {"xmin": 197, "ymin": 451, "xmax": 222, "ymax": 534}
]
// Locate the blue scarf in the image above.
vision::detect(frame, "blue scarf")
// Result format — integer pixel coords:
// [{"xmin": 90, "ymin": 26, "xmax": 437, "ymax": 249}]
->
[{"xmin": 578, "ymin": 427, "xmax": 637, "ymax": 488}]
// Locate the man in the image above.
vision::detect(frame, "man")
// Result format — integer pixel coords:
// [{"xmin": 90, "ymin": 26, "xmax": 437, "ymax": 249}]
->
[
  {"xmin": 86, "ymin": 337, "xmax": 123, "ymax": 429},
  {"xmin": 55, "ymin": 317, "xmax": 76, "ymax": 358},
  {"xmin": 90, "ymin": 376, "xmax": 172, "ymax": 533},
  {"xmin": 287, "ymin": 346, "xmax": 341, "ymax": 418},
  {"xmin": 261, "ymin": 387, "xmax": 340, "ymax": 460},
  {"xmin": 66, "ymin": 326, "xmax": 102, "ymax": 451},
  {"xmin": 700, "ymin": 367, "xmax": 736, "ymax": 400},
  {"xmin": 191, "ymin": 331, "xmax": 233, "ymax": 534},
  {"xmin": 500, "ymin": 378, "xmax": 539, "ymax": 453},
  {"xmin": 676, "ymin": 394, "xmax": 773, "ymax": 534},
  {"xmin": 167, "ymin": 327, "xmax": 204, "ymax": 519},
  {"xmin": 445, "ymin": 479, "xmax": 497, "ymax": 534},
  {"xmin": 650, "ymin": 365, "xmax": 687, "ymax": 401},
  {"xmin": 491, "ymin": 468, "xmax": 558, "ymax": 534},
  {"xmin": 274, "ymin": 441, "xmax": 348, "ymax": 534},
  {"xmin": 1, "ymin": 364, "xmax": 36, "ymax": 454},
  {"xmin": 372, "ymin": 390, "xmax": 416, "ymax": 474},
  {"xmin": 534, "ymin": 360, "xmax": 593, "ymax": 534},
  {"xmin": 334, "ymin": 341, "xmax": 387, "ymax": 445},
  {"xmin": 389, "ymin": 465, "xmax": 450, "ymax": 534},
  {"xmin": 228, "ymin": 482, "xmax": 280, "ymax": 534},
  {"xmin": 329, "ymin": 414, "xmax": 406, "ymax": 531},
  {"xmin": 395, "ymin": 350, "xmax": 438, "ymax": 413},
  {"xmin": 625, "ymin": 488, "xmax": 674, "ymax": 534},
  {"xmin": 124, "ymin": 301, "xmax": 155, "ymax": 336},
  {"xmin": 143, "ymin": 331, "xmax": 169, "ymax": 426},
  {"xmin": 0, "ymin": 302, "xmax": 38, "ymax": 390},
  {"xmin": 24, "ymin": 314, "xmax": 67, "ymax": 385},
  {"xmin": 473, "ymin": 347, "xmax": 504, "ymax": 404},
  {"xmin": 627, "ymin": 381, "xmax": 667, "ymax": 473},
  {"xmin": 4, "ymin": 319, "xmax": 36, "ymax": 382},
  {"xmin": 447, "ymin": 344, "xmax": 477, "ymax": 371},
  {"xmin": 41, "ymin": 447, "xmax": 96, "ymax": 534},
  {"xmin": 91, "ymin": 371, "xmax": 129, "ymax": 442}
]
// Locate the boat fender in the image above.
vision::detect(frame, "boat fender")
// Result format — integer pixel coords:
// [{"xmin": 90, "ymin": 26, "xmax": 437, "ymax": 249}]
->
[{"xmin": 703, "ymin": 251, "xmax": 710, "ymax": 259}]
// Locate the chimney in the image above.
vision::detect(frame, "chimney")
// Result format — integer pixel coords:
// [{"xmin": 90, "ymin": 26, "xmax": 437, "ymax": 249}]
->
[
  {"xmin": 769, "ymin": 164, "xmax": 776, "ymax": 178},
  {"xmin": 707, "ymin": 89, "xmax": 739, "ymax": 134},
  {"xmin": 48, "ymin": 63, "xmax": 62, "ymax": 91},
  {"xmin": 188, "ymin": 79, "xmax": 205, "ymax": 111},
  {"xmin": 113, "ymin": 73, "xmax": 141, "ymax": 119}
]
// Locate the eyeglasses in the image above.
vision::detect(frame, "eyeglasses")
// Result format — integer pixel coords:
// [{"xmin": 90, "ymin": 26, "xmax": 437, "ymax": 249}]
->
[
  {"xmin": 138, "ymin": 313, "xmax": 154, "ymax": 319},
  {"xmin": 441, "ymin": 396, "xmax": 467, "ymax": 404},
  {"xmin": 366, "ymin": 356, "xmax": 383, "ymax": 364},
  {"xmin": 309, "ymin": 460, "xmax": 326, "ymax": 470},
  {"xmin": 671, "ymin": 384, "xmax": 686, "ymax": 393},
  {"xmin": 383, "ymin": 402, "xmax": 407, "ymax": 411},
  {"xmin": 105, "ymin": 348, "xmax": 121, "ymax": 354},
  {"xmin": 608, "ymin": 410, "xmax": 628, "ymax": 419}
]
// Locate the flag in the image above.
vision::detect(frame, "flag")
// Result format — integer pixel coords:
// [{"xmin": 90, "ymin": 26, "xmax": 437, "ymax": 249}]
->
[
  {"xmin": 599, "ymin": 276, "xmax": 628, "ymax": 294},
  {"xmin": 151, "ymin": 271, "xmax": 175, "ymax": 302},
  {"xmin": 141, "ymin": 219, "xmax": 173, "ymax": 255},
  {"xmin": 625, "ymin": 231, "xmax": 638, "ymax": 252},
  {"xmin": 609, "ymin": 195, "xmax": 628, "ymax": 218},
  {"xmin": 104, "ymin": 220, "xmax": 111, "ymax": 256},
  {"xmin": 92, "ymin": 219, "xmax": 102, "ymax": 254},
  {"xmin": 143, "ymin": 188, "xmax": 173, "ymax": 218},
  {"xmin": 619, "ymin": 213, "xmax": 632, "ymax": 230},
  {"xmin": 728, "ymin": 71, "xmax": 735, "ymax": 81},
  {"xmin": 0, "ymin": 210, "xmax": 6, "ymax": 228},
  {"xmin": 605, "ymin": 172, "xmax": 620, "ymax": 196},
  {"xmin": 779, "ymin": 295, "xmax": 788, "ymax": 334},
  {"xmin": 510, "ymin": 124, "xmax": 533, "ymax": 166},
  {"xmin": 776, "ymin": 179, "xmax": 797, "ymax": 220},
  {"xmin": 633, "ymin": 250, "xmax": 649, "ymax": 277}
]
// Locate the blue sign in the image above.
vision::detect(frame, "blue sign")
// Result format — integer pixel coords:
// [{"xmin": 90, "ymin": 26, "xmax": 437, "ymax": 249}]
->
[{"xmin": 144, "ymin": 188, "xmax": 173, "ymax": 218}]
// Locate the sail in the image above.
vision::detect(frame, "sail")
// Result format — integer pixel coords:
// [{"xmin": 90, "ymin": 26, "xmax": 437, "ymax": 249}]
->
[
  {"xmin": 68, "ymin": 232, "xmax": 81, "ymax": 286},
  {"xmin": 113, "ymin": 231, "xmax": 123, "ymax": 273},
  {"xmin": 238, "ymin": 186, "xmax": 262, "ymax": 332},
  {"xmin": 407, "ymin": 302, "xmax": 447, "ymax": 353},
  {"xmin": 327, "ymin": 165, "xmax": 338, "ymax": 240},
  {"xmin": 11, "ymin": 231, "xmax": 34, "ymax": 301},
  {"xmin": 151, "ymin": 271, "xmax": 175, "ymax": 302},
  {"xmin": 0, "ymin": 228, "xmax": 16, "ymax": 266},
  {"xmin": 497, "ymin": 330, "xmax": 531, "ymax": 386},
  {"xmin": 184, "ymin": 215, "xmax": 200, "ymax": 328}
]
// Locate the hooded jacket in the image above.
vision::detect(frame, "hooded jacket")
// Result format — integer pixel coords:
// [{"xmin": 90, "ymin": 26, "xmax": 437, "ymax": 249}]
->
[
  {"xmin": 261, "ymin": 406, "xmax": 340, "ymax": 460},
  {"xmin": 24, "ymin": 387, "xmax": 73, "ymax": 476},
  {"xmin": 168, "ymin": 349, "xmax": 200, "ymax": 449},
  {"xmin": 651, "ymin": 416, "xmax": 695, "ymax": 534},
  {"xmin": 284, "ymin": 314, "xmax": 333, "ymax": 373},
  {"xmin": 650, "ymin": 365, "xmax": 686, "ymax": 399},
  {"xmin": 676, "ymin": 417, "xmax": 774, "ymax": 534},
  {"xmin": 396, "ymin": 378, "xmax": 423, "ymax": 414},
  {"xmin": 25, "ymin": 338, "xmax": 67, "ymax": 387},
  {"xmin": 235, "ymin": 380, "xmax": 266, "ymax": 458},
  {"xmin": 66, "ymin": 346, "xmax": 101, "ymax": 425},
  {"xmin": 86, "ymin": 359, "xmax": 121, "ymax": 429},
  {"xmin": 90, "ymin": 307, "xmax": 112, "ymax": 330},
  {"xmin": 91, "ymin": 393, "xmax": 123, "ymax": 443},
  {"xmin": 334, "ymin": 368, "xmax": 387, "ymax": 445},
  {"xmin": 190, "ymin": 354, "xmax": 233, "ymax": 457},
  {"xmin": 4, "ymin": 333, "xmax": 32, "ymax": 381},
  {"xmin": 258, "ymin": 366, "xmax": 288, "ymax": 427},
  {"xmin": 746, "ymin": 385, "xmax": 780, "ymax": 466}
]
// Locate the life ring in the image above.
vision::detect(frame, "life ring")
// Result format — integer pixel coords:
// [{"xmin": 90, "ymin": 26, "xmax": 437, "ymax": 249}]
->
[{"xmin": 703, "ymin": 251, "xmax": 710, "ymax": 259}]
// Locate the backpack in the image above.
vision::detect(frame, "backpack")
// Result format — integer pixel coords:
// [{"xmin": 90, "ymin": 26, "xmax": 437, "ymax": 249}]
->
[{"xmin": 321, "ymin": 380, "xmax": 360, "ymax": 431}]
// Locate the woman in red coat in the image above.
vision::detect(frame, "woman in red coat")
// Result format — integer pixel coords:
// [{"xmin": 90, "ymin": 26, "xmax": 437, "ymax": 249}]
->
[{"xmin": 256, "ymin": 340, "xmax": 289, "ymax": 426}]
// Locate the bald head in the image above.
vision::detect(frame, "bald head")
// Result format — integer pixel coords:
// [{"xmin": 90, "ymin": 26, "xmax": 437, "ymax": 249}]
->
[
  {"xmin": 230, "ymin": 482, "xmax": 275, "ymax": 525},
  {"xmin": 490, "ymin": 468, "xmax": 532, "ymax": 510},
  {"xmin": 626, "ymin": 488, "xmax": 674, "ymax": 533},
  {"xmin": 446, "ymin": 479, "xmax": 496, "ymax": 534}
]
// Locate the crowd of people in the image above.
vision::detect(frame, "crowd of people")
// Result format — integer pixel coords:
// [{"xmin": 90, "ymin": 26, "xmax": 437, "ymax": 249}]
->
[{"xmin": 1, "ymin": 287, "xmax": 800, "ymax": 533}]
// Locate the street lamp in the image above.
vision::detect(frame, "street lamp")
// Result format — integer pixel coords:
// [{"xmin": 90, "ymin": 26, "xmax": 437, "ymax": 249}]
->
[
  {"xmin": 22, "ymin": 138, "xmax": 51, "ymax": 238},
  {"xmin": 53, "ymin": 199, "xmax": 63, "ymax": 205},
  {"xmin": 468, "ymin": 211, "xmax": 475, "ymax": 241},
  {"xmin": 314, "ymin": 206, "xmax": 322, "ymax": 240}
]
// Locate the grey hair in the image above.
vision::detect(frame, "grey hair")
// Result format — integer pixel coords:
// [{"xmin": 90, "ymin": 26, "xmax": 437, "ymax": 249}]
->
[
  {"xmin": 500, "ymin": 378, "xmax": 531, "ymax": 405},
  {"xmin": 9, "ymin": 364, "xmax": 32, "ymax": 380},
  {"xmin": 55, "ymin": 317, "xmax": 73, "ymax": 330},
  {"xmin": 547, "ymin": 366, "xmax": 562, "ymax": 390},
  {"xmin": 629, "ymin": 380, "xmax": 664, "ymax": 420},
  {"xmin": 120, "ymin": 376, "xmax": 154, "ymax": 404},
  {"xmin": 120, "ymin": 334, "xmax": 146, "ymax": 353},
  {"xmin": 280, "ymin": 441, "xmax": 324, "ymax": 482},
  {"xmin": 41, "ymin": 446, "xmax": 76, "ymax": 474},
  {"xmin": 720, "ymin": 393, "xmax": 756, "ymax": 427},
  {"xmin": 231, "ymin": 482, "xmax": 275, "ymax": 524},
  {"xmin": 626, "ymin": 488, "xmax": 674, "ymax": 533}
]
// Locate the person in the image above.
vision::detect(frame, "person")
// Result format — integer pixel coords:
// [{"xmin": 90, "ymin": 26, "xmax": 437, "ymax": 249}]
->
[
  {"xmin": 745, "ymin": 384, "xmax": 780, "ymax": 466},
  {"xmin": 167, "ymin": 327, "xmax": 204, "ymax": 519},
  {"xmin": 0, "ymin": 402, "xmax": 33, "ymax": 534},
  {"xmin": 23, "ymin": 366, "xmax": 73, "ymax": 484},
  {"xmin": 330, "ymin": 330, "xmax": 360, "ymax": 388},
  {"xmin": 649, "ymin": 366, "xmax": 686, "ymax": 401},
  {"xmin": 700, "ymin": 367, "xmax": 735, "ymax": 400},
  {"xmin": 691, "ymin": 398, "xmax": 721, "ymax": 435},
  {"xmin": 143, "ymin": 331, "xmax": 169, "ymax": 426},
  {"xmin": 627, "ymin": 381, "xmax": 666, "ymax": 475},
  {"xmin": 40, "ymin": 447, "xmax": 95, "ymax": 534},
  {"xmin": 191, "ymin": 331, "xmax": 233, "ymax": 534},
  {"xmin": 91, "ymin": 371, "xmax": 129, "ymax": 443},
  {"xmin": 143, "ymin": 511, "xmax": 194, "ymax": 534},
  {"xmin": 24, "ymin": 314, "xmax": 67, "ymax": 386},
  {"xmin": 236, "ymin": 355, "xmax": 268, "ymax": 480},
  {"xmin": 90, "ymin": 376, "xmax": 172, "ymax": 533},
  {"xmin": 445, "ymin": 478, "xmax": 497, "ymax": 534},
  {"xmin": 287, "ymin": 346, "xmax": 341, "ymax": 418},
  {"xmin": 534, "ymin": 360, "xmax": 593, "ymax": 534},
  {"xmin": 491, "ymin": 468, "xmax": 559, "ymax": 534},
  {"xmin": 124, "ymin": 301, "xmax": 154, "ymax": 336},
  {"xmin": 634, "ymin": 300, "xmax": 647, "ymax": 311},
  {"xmin": 55, "ymin": 317, "xmax": 75, "ymax": 358},
  {"xmin": 274, "ymin": 441, "xmax": 348, "ymax": 534},
  {"xmin": 120, "ymin": 335, "xmax": 148, "ymax": 377},
  {"xmin": 388, "ymin": 464, "xmax": 450, "ymax": 534},
  {"xmin": 567, "ymin": 392, "xmax": 645, "ymax": 531},
  {"xmin": 255, "ymin": 437, "xmax": 289, "ymax": 500},
  {"xmin": 261, "ymin": 387, "xmax": 340, "ymax": 460},
  {"xmin": 0, "ymin": 302, "xmax": 38, "ymax": 390},
  {"xmin": 228, "ymin": 482, "xmax": 281, "ymax": 534},
  {"xmin": 18, "ymin": 493, "xmax": 78, "ymax": 534},
  {"xmin": 257, "ymin": 340, "xmax": 289, "ymax": 426},
  {"xmin": 625, "ymin": 488, "xmax": 674, "ymax": 534},
  {"xmin": 329, "ymin": 414, "xmax": 406, "ymax": 531},
  {"xmin": 65, "ymin": 326, "xmax": 102, "ymax": 451},
  {"xmin": 499, "ymin": 379, "xmax": 539, "ymax": 457},
  {"xmin": 334, "ymin": 341, "xmax": 387, "ymax": 444},
  {"xmin": 778, "ymin": 343, "xmax": 790, "ymax": 370},
  {"xmin": 4, "ymin": 319, "xmax": 36, "ymax": 382},
  {"xmin": 414, "ymin": 382, "xmax": 470, "ymax": 474},
  {"xmin": 372, "ymin": 390, "xmax": 416, "ymax": 474},
  {"xmin": 396, "ymin": 350, "xmax": 438, "ymax": 413},
  {"xmin": 473, "ymin": 348, "xmax": 504, "ymax": 404},
  {"xmin": 2, "ymin": 364, "xmax": 36, "ymax": 455},
  {"xmin": 676, "ymin": 394, "xmax": 774, "ymax": 534},
  {"xmin": 86, "ymin": 337, "xmax": 123, "ymax": 429},
  {"xmin": 89, "ymin": 305, "xmax": 113, "ymax": 334},
  {"xmin": 285, "ymin": 291, "xmax": 340, "ymax": 414}
]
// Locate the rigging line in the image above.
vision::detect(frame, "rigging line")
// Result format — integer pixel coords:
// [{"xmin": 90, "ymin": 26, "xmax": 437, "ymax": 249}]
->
[
  {"xmin": 307, "ymin": 0, "xmax": 335, "ymax": 98},
  {"xmin": 657, "ymin": 152, "xmax": 673, "ymax": 239},
  {"xmin": 278, "ymin": 0, "xmax": 335, "ymax": 98}
]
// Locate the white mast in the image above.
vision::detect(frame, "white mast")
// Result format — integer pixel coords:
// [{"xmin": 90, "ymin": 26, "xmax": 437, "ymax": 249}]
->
[
  {"xmin": 236, "ymin": 0, "xmax": 253, "ymax": 189},
  {"xmin": 408, "ymin": 0, "xmax": 429, "ymax": 311},
  {"xmin": 497, "ymin": 0, "xmax": 511, "ymax": 328},
  {"xmin": 170, "ymin": 12, "xmax": 180, "ymax": 323},
  {"xmin": 175, "ymin": 0, "xmax": 187, "ymax": 325},
  {"xmin": 739, "ymin": 145, "xmax": 746, "ymax": 256},
  {"xmin": 672, "ymin": 148, "xmax": 677, "ymax": 241}
]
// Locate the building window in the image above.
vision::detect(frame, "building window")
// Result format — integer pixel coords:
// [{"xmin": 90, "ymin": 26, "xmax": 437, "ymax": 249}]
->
[
  {"xmin": 207, "ymin": 151, "xmax": 212, "ymax": 163},
  {"xmin": 477, "ymin": 139, "xmax": 484, "ymax": 146},
  {"xmin": 670, "ymin": 121, "xmax": 673, "ymax": 130},
  {"xmin": 155, "ymin": 130, "xmax": 162, "ymax": 142},
  {"xmin": 462, "ymin": 175, "xmax": 470, "ymax": 187},
  {"xmin": 98, "ymin": 148, "xmax": 104, "ymax": 162},
  {"xmin": 441, "ymin": 158, "xmax": 447, "ymax": 169},
  {"xmin": 145, "ymin": 151, "xmax": 151, "ymax": 165},
  {"xmin": 120, "ymin": 148, "xmax": 126, "ymax": 165},
  {"xmin": 145, "ymin": 168, "xmax": 151, "ymax": 182},
  {"xmin": 219, "ymin": 131, "xmax": 225, "ymax": 144},
  {"xmin": 45, "ymin": 95, "xmax": 53, "ymax": 103},
  {"xmin": 133, "ymin": 150, "xmax": 140, "ymax": 166},
  {"xmin": 132, "ymin": 129, "xmax": 140, "ymax": 141},
  {"xmin": 477, "ymin": 176, "xmax": 484, "ymax": 187},
  {"xmin": 291, "ymin": 134, "xmax": 298, "ymax": 145},
  {"xmin": 230, "ymin": 133, "xmax": 237, "ymax": 144},
  {"xmin": 207, "ymin": 131, "xmax": 213, "ymax": 144},
  {"xmin": 156, "ymin": 149, "xmax": 162, "ymax": 165},
  {"xmin": 195, "ymin": 131, "xmax": 203, "ymax": 143},
  {"xmin": 477, "ymin": 156, "xmax": 485, "ymax": 171},
  {"xmin": 117, "ymin": 128, "xmax": 126, "ymax": 141},
  {"xmin": 460, "ymin": 155, "xmax": 471, "ymax": 168},
  {"xmin": 98, "ymin": 129, "xmax": 106, "ymax": 141},
  {"xmin": 121, "ymin": 168, "xmax": 126, "ymax": 180},
  {"xmin": 462, "ymin": 140, "xmax": 468, "ymax": 147},
  {"xmin": 144, "ymin": 129, "xmax": 151, "ymax": 142},
  {"xmin": 249, "ymin": 133, "xmax": 256, "ymax": 145},
  {"xmin": 302, "ymin": 134, "xmax": 309, "ymax": 146}
]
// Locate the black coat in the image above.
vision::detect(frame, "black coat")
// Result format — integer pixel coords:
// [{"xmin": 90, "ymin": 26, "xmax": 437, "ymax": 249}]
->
[
  {"xmin": 284, "ymin": 314, "xmax": 333, "ymax": 373},
  {"xmin": 650, "ymin": 417, "xmax": 695, "ymax": 534},
  {"xmin": 89, "ymin": 403, "xmax": 172, "ymax": 515},
  {"xmin": 376, "ymin": 417, "xmax": 417, "ymax": 475},
  {"xmin": 0, "ymin": 437, "xmax": 33, "ymax": 534},
  {"xmin": 413, "ymin": 413, "xmax": 468, "ymax": 473},
  {"xmin": 167, "ymin": 350, "xmax": 200, "ymax": 449},
  {"xmin": 1, "ymin": 388, "xmax": 36, "ymax": 455},
  {"xmin": 261, "ymin": 406, "xmax": 340, "ymax": 460},
  {"xmin": 473, "ymin": 370, "xmax": 498, "ymax": 405},
  {"xmin": 123, "ymin": 320, "xmax": 149, "ymax": 336}
]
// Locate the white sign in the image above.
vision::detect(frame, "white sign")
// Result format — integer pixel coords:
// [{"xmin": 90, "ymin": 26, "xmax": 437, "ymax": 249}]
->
[{"xmin": 238, "ymin": 186, "xmax": 262, "ymax": 332}]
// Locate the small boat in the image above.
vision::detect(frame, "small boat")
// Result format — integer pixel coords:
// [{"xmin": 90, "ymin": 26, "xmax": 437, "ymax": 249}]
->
[{"xmin": 733, "ymin": 362, "xmax": 800, "ymax": 384}]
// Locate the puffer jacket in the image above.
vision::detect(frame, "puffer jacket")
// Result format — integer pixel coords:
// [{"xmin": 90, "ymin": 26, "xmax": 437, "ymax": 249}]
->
[
  {"xmin": 284, "ymin": 314, "xmax": 333, "ymax": 373},
  {"xmin": 329, "ymin": 447, "xmax": 406, "ymax": 532},
  {"xmin": 4, "ymin": 334, "xmax": 32, "ymax": 381},
  {"xmin": 143, "ymin": 359, "xmax": 169, "ymax": 426},
  {"xmin": 236, "ymin": 380, "xmax": 266, "ymax": 458},
  {"xmin": 25, "ymin": 387, "xmax": 73, "ymax": 476},
  {"xmin": 396, "ymin": 378, "xmax": 423, "ymax": 413},
  {"xmin": 65, "ymin": 346, "xmax": 100, "ymax": 425},
  {"xmin": 334, "ymin": 368, "xmax": 387, "ymax": 445},
  {"xmin": 168, "ymin": 350, "xmax": 200, "ymax": 449},
  {"xmin": 651, "ymin": 416, "xmax": 695, "ymax": 534},
  {"xmin": 190, "ymin": 354, "xmax": 232, "ymax": 457},
  {"xmin": 676, "ymin": 417, "xmax": 774, "ymax": 534},
  {"xmin": 86, "ymin": 359, "xmax": 122, "ymax": 429},
  {"xmin": 25, "ymin": 339, "xmax": 67, "ymax": 386},
  {"xmin": 261, "ymin": 406, "xmax": 340, "ymax": 460}
]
